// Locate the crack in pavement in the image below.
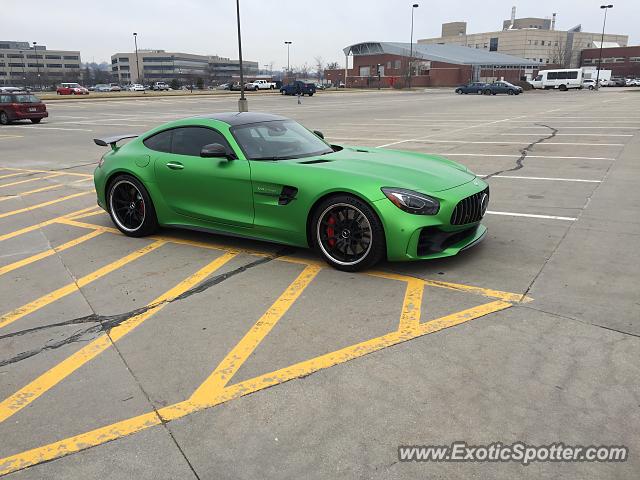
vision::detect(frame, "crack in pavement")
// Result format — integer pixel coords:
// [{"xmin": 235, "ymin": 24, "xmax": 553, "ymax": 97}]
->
[
  {"xmin": 0, "ymin": 247, "xmax": 295, "ymax": 367},
  {"xmin": 482, "ymin": 123, "xmax": 558, "ymax": 180}
]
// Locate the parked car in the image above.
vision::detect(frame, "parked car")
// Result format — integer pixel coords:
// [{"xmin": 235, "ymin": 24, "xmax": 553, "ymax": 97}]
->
[
  {"xmin": 244, "ymin": 82, "xmax": 259, "ymax": 91},
  {"xmin": 217, "ymin": 83, "xmax": 230, "ymax": 90},
  {"xmin": 454, "ymin": 82, "xmax": 487, "ymax": 94},
  {"xmin": 229, "ymin": 82, "xmax": 243, "ymax": 91},
  {"xmin": 152, "ymin": 82, "xmax": 170, "ymax": 91},
  {"xmin": 93, "ymin": 84, "xmax": 112, "ymax": 92},
  {"xmin": 315, "ymin": 83, "xmax": 328, "ymax": 90},
  {"xmin": 482, "ymin": 81, "xmax": 522, "ymax": 95},
  {"xmin": 56, "ymin": 83, "xmax": 89, "ymax": 95},
  {"xmin": 625, "ymin": 78, "xmax": 640, "ymax": 87},
  {"xmin": 248, "ymin": 79, "xmax": 277, "ymax": 90},
  {"xmin": 0, "ymin": 86, "xmax": 26, "ymax": 93},
  {"xmin": 128, "ymin": 84, "xmax": 145, "ymax": 91},
  {"xmin": 110, "ymin": 84, "xmax": 122, "ymax": 92},
  {"xmin": 609, "ymin": 77, "xmax": 626, "ymax": 87},
  {"xmin": 0, "ymin": 91, "xmax": 48, "ymax": 125},
  {"xmin": 280, "ymin": 81, "xmax": 316, "ymax": 96}
]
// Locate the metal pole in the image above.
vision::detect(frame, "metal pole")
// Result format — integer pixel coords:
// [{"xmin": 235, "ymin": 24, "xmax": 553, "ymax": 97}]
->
[
  {"xmin": 236, "ymin": 0, "xmax": 248, "ymax": 112},
  {"xmin": 33, "ymin": 42, "xmax": 41, "ymax": 90},
  {"xmin": 285, "ymin": 41, "xmax": 292, "ymax": 81},
  {"xmin": 408, "ymin": 4, "xmax": 419, "ymax": 89},
  {"xmin": 595, "ymin": 4, "xmax": 613, "ymax": 90}
]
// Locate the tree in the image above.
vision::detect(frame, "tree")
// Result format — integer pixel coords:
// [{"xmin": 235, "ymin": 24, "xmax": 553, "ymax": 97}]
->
[
  {"xmin": 326, "ymin": 61, "xmax": 340, "ymax": 70},
  {"xmin": 550, "ymin": 36, "xmax": 570, "ymax": 67},
  {"xmin": 196, "ymin": 77, "xmax": 204, "ymax": 90},
  {"xmin": 314, "ymin": 56, "xmax": 324, "ymax": 84},
  {"xmin": 170, "ymin": 78, "xmax": 180, "ymax": 90}
]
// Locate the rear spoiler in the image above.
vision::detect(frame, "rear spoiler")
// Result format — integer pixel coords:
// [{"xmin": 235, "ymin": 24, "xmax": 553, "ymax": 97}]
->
[{"xmin": 93, "ymin": 134, "xmax": 138, "ymax": 150}]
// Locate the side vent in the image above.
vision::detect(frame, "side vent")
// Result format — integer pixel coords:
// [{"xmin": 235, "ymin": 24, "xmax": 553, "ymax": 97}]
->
[{"xmin": 279, "ymin": 186, "xmax": 298, "ymax": 205}]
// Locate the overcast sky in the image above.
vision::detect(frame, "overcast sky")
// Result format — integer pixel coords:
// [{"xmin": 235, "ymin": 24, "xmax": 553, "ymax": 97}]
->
[{"xmin": 3, "ymin": 0, "xmax": 638, "ymax": 68}]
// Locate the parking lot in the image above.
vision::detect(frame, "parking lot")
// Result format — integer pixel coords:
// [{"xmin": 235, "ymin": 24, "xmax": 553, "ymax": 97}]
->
[{"xmin": 0, "ymin": 88, "xmax": 639, "ymax": 478}]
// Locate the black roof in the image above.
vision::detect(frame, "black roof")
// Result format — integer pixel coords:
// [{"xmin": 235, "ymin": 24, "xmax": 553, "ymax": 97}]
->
[{"xmin": 199, "ymin": 112, "xmax": 287, "ymax": 126}]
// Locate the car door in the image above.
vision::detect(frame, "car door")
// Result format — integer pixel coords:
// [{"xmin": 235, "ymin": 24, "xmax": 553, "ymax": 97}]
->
[{"xmin": 152, "ymin": 126, "xmax": 254, "ymax": 227}]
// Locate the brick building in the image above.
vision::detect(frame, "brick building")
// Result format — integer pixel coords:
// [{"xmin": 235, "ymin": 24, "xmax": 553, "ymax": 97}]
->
[
  {"xmin": 325, "ymin": 42, "xmax": 540, "ymax": 88},
  {"xmin": 581, "ymin": 45, "xmax": 640, "ymax": 78}
]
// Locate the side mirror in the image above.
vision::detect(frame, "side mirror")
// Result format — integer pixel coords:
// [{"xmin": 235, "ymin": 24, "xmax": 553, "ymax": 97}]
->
[
  {"xmin": 201, "ymin": 143, "xmax": 232, "ymax": 159},
  {"xmin": 313, "ymin": 130, "xmax": 324, "ymax": 139}
]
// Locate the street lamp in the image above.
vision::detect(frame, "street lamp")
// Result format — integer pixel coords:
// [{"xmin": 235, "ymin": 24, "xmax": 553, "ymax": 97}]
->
[
  {"xmin": 235, "ymin": 0, "xmax": 248, "ymax": 112},
  {"xmin": 33, "ymin": 42, "xmax": 41, "ymax": 90},
  {"xmin": 408, "ymin": 4, "xmax": 419, "ymax": 89},
  {"xmin": 377, "ymin": 63, "xmax": 382, "ymax": 89},
  {"xmin": 285, "ymin": 41, "xmax": 292, "ymax": 79},
  {"xmin": 595, "ymin": 4, "xmax": 613, "ymax": 90},
  {"xmin": 133, "ymin": 33, "xmax": 141, "ymax": 86}
]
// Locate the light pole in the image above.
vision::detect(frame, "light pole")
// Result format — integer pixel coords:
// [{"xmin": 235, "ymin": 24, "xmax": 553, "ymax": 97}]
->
[
  {"xmin": 33, "ymin": 42, "xmax": 41, "ymax": 90},
  {"xmin": 285, "ymin": 41, "xmax": 292, "ymax": 80},
  {"xmin": 595, "ymin": 4, "xmax": 613, "ymax": 90},
  {"xmin": 133, "ymin": 33, "xmax": 141, "ymax": 85},
  {"xmin": 235, "ymin": 0, "xmax": 248, "ymax": 112},
  {"xmin": 408, "ymin": 4, "xmax": 419, "ymax": 89},
  {"xmin": 377, "ymin": 63, "xmax": 382, "ymax": 89}
]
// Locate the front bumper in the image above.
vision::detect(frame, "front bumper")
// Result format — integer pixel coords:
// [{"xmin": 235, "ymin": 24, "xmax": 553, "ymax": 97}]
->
[{"xmin": 374, "ymin": 179, "xmax": 488, "ymax": 261}]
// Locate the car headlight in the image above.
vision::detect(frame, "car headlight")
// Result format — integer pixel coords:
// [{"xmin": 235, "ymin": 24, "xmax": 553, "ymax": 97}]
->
[{"xmin": 381, "ymin": 187, "xmax": 440, "ymax": 215}]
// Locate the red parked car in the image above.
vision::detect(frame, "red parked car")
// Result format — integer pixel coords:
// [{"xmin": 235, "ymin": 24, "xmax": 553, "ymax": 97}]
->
[
  {"xmin": 0, "ymin": 91, "xmax": 48, "ymax": 125},
  {"xmin": 56, "ymin": 82, "xmax": 89, "ymax": 95}
]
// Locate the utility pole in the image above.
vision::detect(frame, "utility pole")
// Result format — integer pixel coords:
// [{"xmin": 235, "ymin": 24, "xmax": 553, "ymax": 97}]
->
[{"xmin": 285, "ymin": 41, "xmax": 292, "ymax": 81}]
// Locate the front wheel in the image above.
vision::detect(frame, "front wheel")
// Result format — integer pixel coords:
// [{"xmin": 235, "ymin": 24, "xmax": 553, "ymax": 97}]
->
[
  {"xmin": 312, "ymin": 195, "xmax": 385, "ymax": 272},
  {"xmin": 483, "ymin": 89, "xmax": 491, "ymax": 95},
  {"xmin": 455, "ymin": 88, "xmax": 462, "ymax": 94},
  {"xmin": 508, "ymin": 90, "xmax": 515, "ymax": 95},
  {"xmin": 0, "ymin": 111, "xmax": 10, "ymax": 125},
  {"xmin": 30, "ymin": 118, "xmax": 42, "ymax": 124},
  {"xmin": 107, "ymin": 174, "xmax": 158, "ymax": 237}
]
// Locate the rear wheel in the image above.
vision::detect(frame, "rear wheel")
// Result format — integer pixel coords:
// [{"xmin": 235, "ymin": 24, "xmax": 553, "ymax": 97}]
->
[
  {"xmin": 455, "ymin": 88, "xmax": 462, "ymax": 94},
  {"xmin": 483, "ymin": 89, "xmax": 491, "ymax": 95},
  {"xmin": 107, "ymin": 174, "xmax": 158, "ymax": 237},
  {"xmin": 508, "ymin": 89, "xmax": 515, "ymax": 95},
  {"xmin": 30, "ymin": 118, "xmax": 41, "ymax": 124},
  {"xmin": 559, "ymin": 84, "xmax": 568, "ymax": 91},
  {"xmin": 312, "ymin": 195, "xmax": 385, "ymax": 272},
  {"xmin": 0, "ymin": 111, "xmax": 10, "ymax": 125}
]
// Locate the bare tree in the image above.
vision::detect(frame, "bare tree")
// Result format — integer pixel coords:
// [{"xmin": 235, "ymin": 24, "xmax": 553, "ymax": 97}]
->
[
  {"xmin": 326, "ymin": 61, "xmax": 339, "ymax": 70},
  {"xmin": 549, "ymin": 36, "xmax": 570, "ymax": 67},
  {"xmin": 314, "ymin": 56, "xmax": 324, "ymax": 84},
  {"xmin": 298, "ymin": 62, "xmax": 310, "ymax": 80}
]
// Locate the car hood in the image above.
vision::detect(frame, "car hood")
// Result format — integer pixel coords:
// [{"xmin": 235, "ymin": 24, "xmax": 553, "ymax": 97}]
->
[{"xmin": 295, "ymin": 146, "xmax": 476, "ymax": 193}]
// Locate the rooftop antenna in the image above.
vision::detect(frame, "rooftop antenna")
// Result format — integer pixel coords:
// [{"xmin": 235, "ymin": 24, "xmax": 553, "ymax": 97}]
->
[
  {"xmin": 510, "ymin": 6, "xmax": 516, "ymax": 29},
  {"xmin": 552, "ymin": 13, "xmax": 557, "ymax": 30}
]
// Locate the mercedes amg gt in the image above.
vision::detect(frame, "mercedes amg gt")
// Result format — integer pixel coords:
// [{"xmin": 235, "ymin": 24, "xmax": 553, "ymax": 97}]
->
[{"xmin": 93, "ymin": 113, "xmax": 489, "ymax": 271}]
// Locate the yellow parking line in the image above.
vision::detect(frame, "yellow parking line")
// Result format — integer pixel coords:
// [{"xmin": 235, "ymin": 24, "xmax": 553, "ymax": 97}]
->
[
  {"xmin": 0, "ymin": 179, "xmax": 96, "ymax": 203},
  {"xmin": 397, "ymin": 279, "xmax": 425, "ymax": 332},
  {"xmin": 0, "ymin": 167, "xmax": 92, "ymax": 178},
  {"xmin": 0, "ymin": 191, "xmax": 92, "ymax": 220},
  {"xmin": 0, "ymin": 172, "xmax": 32, "ymax": 180},
  {"xmin": 0, "ymin": 230, "xmax": 104, "ymax": 277},
  {"xmin": 0, "ymin": 299, "xmax": 513, "ymax": 476},
  {"xmin": 0, "ymin": 252, "xmax": 236, "ymax": 424},
  {"xmin": 0, "ymin": 173, "xmax": 65, "ymax": 189},
  {"xmin": 0, "ymin": 240, "xmax": 166, "ymax": 330},
  {"xmin": 0, "ymin": 135, "xmax": 23, "ymax": 140},
  {"xmin": 190, "ymin": 264, "xmax": 321, "ymax": 404},
  {"xmin": 0, "ymin": 206, "xmax": 100, "ymax": 243}
]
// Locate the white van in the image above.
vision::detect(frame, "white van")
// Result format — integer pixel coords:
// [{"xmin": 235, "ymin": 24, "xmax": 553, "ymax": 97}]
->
[{"xmin": 529, "ymin": 69, "xmax": 583, "ymax": 90}]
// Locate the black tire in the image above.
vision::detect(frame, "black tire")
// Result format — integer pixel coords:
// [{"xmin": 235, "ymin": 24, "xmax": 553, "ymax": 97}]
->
[
  {"xmin": 0, "ymin": 111, "xmax": 10, "ymax": 125},
  {"xmin": 30, "ymin": 118, "xmax": 42, "ymax": 124},
  {"xmin": 508, "ymin": 89, "xmax": 515, "ymax": 95},
  {"xmin": 559, "ymin": 84, "xmax": 568, "ymax": 91},
  {"xmin": 308, "ymin": 92, "xmax": 313, "ymax": 96},
  {"xmin": 455, "ymin": 88, "xmax": 462, "ymax": 94},
  {"xmin": 311, "ymin": 194, "xmax": 385, "ymax": 272},
  {"xmin": 483, "ymin": 89, "xmax": 491, "ymax": 95},
  {"xmin": 107, "ymin": 174, "xmax": 158, "ymax": 237}
]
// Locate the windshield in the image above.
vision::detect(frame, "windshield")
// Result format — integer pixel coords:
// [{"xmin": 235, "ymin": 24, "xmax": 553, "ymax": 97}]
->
[
  {"xmin": 14, "ymin": 94, "xmax": 40, "ymax": 103},
  {"xmin": 231, "ymin": 120, "xmax": 333, "ymax": 160}
]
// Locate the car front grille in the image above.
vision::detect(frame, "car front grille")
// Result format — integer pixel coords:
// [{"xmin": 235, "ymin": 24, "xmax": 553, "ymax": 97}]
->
[
  {"xmin": 417, "ymin": 226, "xmax": 478, "ymax": 256},
  {"xmin": 450, "ymin": 187, "xmax": 489, "ymax": 225}
]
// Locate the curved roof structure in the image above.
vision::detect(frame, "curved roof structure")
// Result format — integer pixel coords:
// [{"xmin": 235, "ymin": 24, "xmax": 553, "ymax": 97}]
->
[{"xmin": 343, "ymin": 42, "xmax": 540, "ymax": 68}]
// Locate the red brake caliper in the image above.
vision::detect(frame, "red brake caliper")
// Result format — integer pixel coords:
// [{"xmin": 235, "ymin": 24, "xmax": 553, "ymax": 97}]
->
[{"xmin": 326, "ymin": 215, "xmax": 336, "ymax": 248}]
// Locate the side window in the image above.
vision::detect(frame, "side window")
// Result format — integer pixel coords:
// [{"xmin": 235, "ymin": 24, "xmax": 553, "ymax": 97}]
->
[
  {"xmin": 171, "ymin": 127, "xmax": 229, "ymax": 157},
  {"xmin": 143, "ymin": 130, "xmax": 173, "ymax": 153},
  {"xmin": 0, "ymin": 95, "xmax": 11, "ymax": 103},
  {"xmin": 568, "ymin": 71, "xmax": 578, "ymax": 79},
  {"xmin": 547, "ymin": 72, "xmax": 558, "ymax": 80},
  {"xmin": 557, "ymin": 71, "xmax": 568, "ymax": 80}
]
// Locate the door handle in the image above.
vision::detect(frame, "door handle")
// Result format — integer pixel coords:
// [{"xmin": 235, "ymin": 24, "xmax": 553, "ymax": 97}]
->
[{"xmin": 166, "ymin": 161, "xmax": 184, "ymax": 170}]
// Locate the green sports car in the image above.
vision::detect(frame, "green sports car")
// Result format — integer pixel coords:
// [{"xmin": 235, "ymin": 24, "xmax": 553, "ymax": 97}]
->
[{"xmin": 93, "ymin": 112, "xmax": 488, "ymax": 271}]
